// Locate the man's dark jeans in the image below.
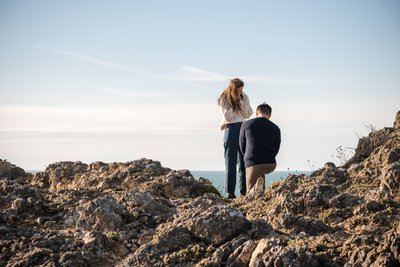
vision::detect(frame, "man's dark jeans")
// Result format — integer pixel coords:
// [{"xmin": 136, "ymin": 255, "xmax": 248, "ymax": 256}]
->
[{"xmin": 223, "ymin": 122, "xmax": 246, "ymax": 196}]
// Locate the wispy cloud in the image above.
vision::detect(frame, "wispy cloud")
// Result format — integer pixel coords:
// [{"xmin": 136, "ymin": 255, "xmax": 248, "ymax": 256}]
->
[
  {"xmin": 242, "ymin": 75, "xmax": 346, "ymax": 84},
  {"xmin": 174, "ymin": 66, "xmax": 229, "ymax": 81},
  {"xmin": 154, "ymin": 65, "xmax": 345, "ymax": 84},
  {"xmin": 29, "ymin": 43, "xmax": 149, "ymax": 74},
  {"xmin": 25, "ymin": 43, "xmax": 346, "ymax": 84},
  {"xmin": 102, "ymin": 87, "xmax": 192, "ymax": 98},
  {"xmin": 152, "ymin": 66, "xmax": 229, "ymax": 82}
]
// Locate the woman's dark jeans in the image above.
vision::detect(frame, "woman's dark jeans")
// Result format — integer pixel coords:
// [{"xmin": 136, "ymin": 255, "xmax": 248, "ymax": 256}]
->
[{"xmin": 223, "ymin": 122, "xmax": 246, "ymax": 196}]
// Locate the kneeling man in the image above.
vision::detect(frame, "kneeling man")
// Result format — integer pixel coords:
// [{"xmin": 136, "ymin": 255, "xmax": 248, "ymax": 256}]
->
[{"xmin": 239, "ymin": 103, "xmax": 281, "ymax": 197}]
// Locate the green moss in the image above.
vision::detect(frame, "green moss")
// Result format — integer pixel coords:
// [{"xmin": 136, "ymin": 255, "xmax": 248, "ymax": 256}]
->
[
  {"xmin": 270, "ymin": 181, "xmax": 280, "ymax": 189},
  {"xmin": 287, "ymin": 239, "xmax": 296, "ymax": 247},
  {"xmin": 237, "ymin": 204, "xmax": 251, "ymax": 212},
  {"xmin": 319, "ymin": 208, "xmax": 341, "ymax": 224},
  {"xmin": 287, "ymin": 236, "xmax": 341, "ymax": 258},
  {"xmin": 106, "ymin": 231, "xmax": 120, "ymax": 240},
  {"xmin": 142, "ymin": 169, "xmax": 158, "ymax": 177},
  {"xmin": 163, "ymin": 244, "xmax": 207, "ymax": 266}
]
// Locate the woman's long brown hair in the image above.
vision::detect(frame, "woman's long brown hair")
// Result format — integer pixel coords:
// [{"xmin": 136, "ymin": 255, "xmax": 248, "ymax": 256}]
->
[{"xmin": 218, "ymin": 78, "xmax": 244, "ymax": 112}]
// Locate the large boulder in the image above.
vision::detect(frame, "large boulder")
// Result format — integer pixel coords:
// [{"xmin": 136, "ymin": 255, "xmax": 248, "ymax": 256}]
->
[
  {"xmin": 76, "ymin": 195, "xmax": 132, "ymax": 232},
  {"xmin": 187, "ymin": 205, "xmax": 247, "ymax": 245}
]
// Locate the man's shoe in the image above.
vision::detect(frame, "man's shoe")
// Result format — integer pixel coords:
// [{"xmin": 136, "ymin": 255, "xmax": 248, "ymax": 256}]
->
[{"xmin": 255, "ymin": 177, "xmax": 265, "ymax": 197}]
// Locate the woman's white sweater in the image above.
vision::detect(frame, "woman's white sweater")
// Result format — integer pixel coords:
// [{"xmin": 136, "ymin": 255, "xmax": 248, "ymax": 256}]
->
[{"xmin": 219, "ymin": 92, "xmax": 253, "ymax": 130}]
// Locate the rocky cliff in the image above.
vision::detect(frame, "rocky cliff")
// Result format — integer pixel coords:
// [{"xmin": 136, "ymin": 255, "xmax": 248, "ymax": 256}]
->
[{"xmin": 1, "ymin": 111, "xmax": 399, "ymax": 267}]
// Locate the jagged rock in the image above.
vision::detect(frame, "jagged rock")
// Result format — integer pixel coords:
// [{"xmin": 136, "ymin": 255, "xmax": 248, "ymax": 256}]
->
[
  {"xmin": 275, "ymin": 174, "xmax": 301, "ymax": 192},
  {"xmin": 304, "ymin": 185, "xmax": 339, "ymax": 207},
  {"xmin": 0, "ymin": 180, "xmax": 44, "ymax": 222},
  {"xmin": 387, "ymin": 147, "xmax": 400, "ymax": 164},
  {"xmin": 73, "ymin": 195, "xmax": 132, "ymax": 232},
  {"xmin": 119, "ymin": 191, "xmax": 175, "ymax": 224},
  {"xmin": 354, "ymin": 136, "xmax": 373, "ymax": 161},
  {"xmin": 0, "ymin": 160, "xmax": 11, "ymax": 178},
  {"xmin": 248, "ymin": 237, "xmax": 288, "ymax": 266},
  {"xmin": 30, "ymin": 159, "xmax": 219, "ymax": 202},
  {"xmin": 0, "ymin": 160, "xmax": 28, "ymax": 180},
  {"xmin": 9, "ymin": 247, "xmax": 52, "ymax": 266},
  {"xmin": 329, "ymin": 193, "xmax": 363, "ymax": 208},
  {"xmin": 382, "ymin": 231, "xmax": 400, "ymax": 262},
  {"xmin": 248, "ymin": 220, "xmax": 276, "ymax": 240},
  {"xmin": 121, "ymin": 227, "xmax": 194, "ymax": 266},
  {"xmin": 187, "ymin": 205, "xmax": 247, "ymax": 245},
  {"xmin": 186, "ymin": 192, "xmax": 227, "ymax": 210},
  {"xmin": 394, "ymin": 111, "xmax": 400, "ymax": 129},
  {"xmin": 319, "ymin": 164, "xmax": 347, "ymax": 185},
  {"xmin": 31, "ymin": 171, "xmax": 50, "ymax": 188},
  {"xmin": 226, "ymin": 239, "xmax": 258, "ymax": 266},
  {"xmin": 11, "ymin": 198, "xmax": 28, "ymax": 213},
  {"xmin": 161, "ymin": 169, "xmax": 219, "ymax": 198},
  {"xmin": 1, "ymin": 111, "xmax": 399, "ymax": 266},
  {"xmin": 349, "ymin": 127, "xmax": 395, "ymax": 165},
  {"xmin": 261, "ymin": 246, "xmax": 320, "ymax": 267},
  {"xmin": 379, "ymin": 163, "xmax": 400, "ymax": 198},
  {"xmin": 82, "ymin": 231, "xmax": 129, "ymax": 264},
  {"xmin": 344, "ymin": 231, "xmax": 400, "ymax": 267},
  {"xmin": 197, "ymin": 235, "xmax": 251, "ymax": 266},
  {"xmin": 275, "ymin": 214, "xmax": 334, "ymax": 236}
]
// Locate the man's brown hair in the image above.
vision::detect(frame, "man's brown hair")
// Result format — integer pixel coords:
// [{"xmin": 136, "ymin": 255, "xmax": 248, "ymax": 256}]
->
[{"xmin": 256, "ymin": 103, "xmax": 272, "ymax": 115}]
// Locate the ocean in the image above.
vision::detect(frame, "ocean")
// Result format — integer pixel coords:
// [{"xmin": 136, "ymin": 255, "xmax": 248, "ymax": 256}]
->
[{"xmin": 191, "ymin": 170, "xmax": 311, "ymax": 197}]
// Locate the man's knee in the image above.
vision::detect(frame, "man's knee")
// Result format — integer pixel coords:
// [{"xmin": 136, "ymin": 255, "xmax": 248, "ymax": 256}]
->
[{"xmin": 264, "ymin": 163, "xmax": 276, "ymax": 174}]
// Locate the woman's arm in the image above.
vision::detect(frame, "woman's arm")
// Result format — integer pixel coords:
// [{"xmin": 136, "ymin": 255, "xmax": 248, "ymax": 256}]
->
[
  {"xmin": 220, "ymin": 104, "xmax": 234, "ymax": 122},
  {"xmin": 241, "ymin": 93, "xmax": 253, "ymax": 118}
]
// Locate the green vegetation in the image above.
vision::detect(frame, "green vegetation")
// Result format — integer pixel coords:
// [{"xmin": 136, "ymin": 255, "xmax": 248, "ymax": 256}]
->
[
  {"xmin": 106, "ymin": 231, "xmax": 120, "ymax": 241},
  {"xmin": 163, "ymin": 244, "xmax": 208, "ymax": 266},
  {"xmin": 270, "ymin": 181, "xmax": 280, "ymax": 189},
  {"xmin": 319, "ymin": 208, "xmax": 340, "ymax": 224},
  {"xmin": 237, "ymin": 204, "xmax": 251, "ymax": 213},
  {"xmin": 332, "ymin": 146, "xmax": 355, "ymax": 166}
]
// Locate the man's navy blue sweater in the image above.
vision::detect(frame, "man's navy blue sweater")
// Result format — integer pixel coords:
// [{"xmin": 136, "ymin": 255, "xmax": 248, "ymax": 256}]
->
[{"xmin": 239, "ymin": 117, "xmax": 281, "ymax": 168}]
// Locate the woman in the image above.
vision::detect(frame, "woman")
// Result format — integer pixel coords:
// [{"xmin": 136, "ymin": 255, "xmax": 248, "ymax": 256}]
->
[{"xmin": 218, "ymin": 78, "xmax": 253, "ymax": 199}]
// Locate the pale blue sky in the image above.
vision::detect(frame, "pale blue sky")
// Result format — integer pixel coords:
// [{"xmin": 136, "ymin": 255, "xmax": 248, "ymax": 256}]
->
[{"xmin": 0, "ymin": 0, "xmax": 399, "ymax": 171}]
